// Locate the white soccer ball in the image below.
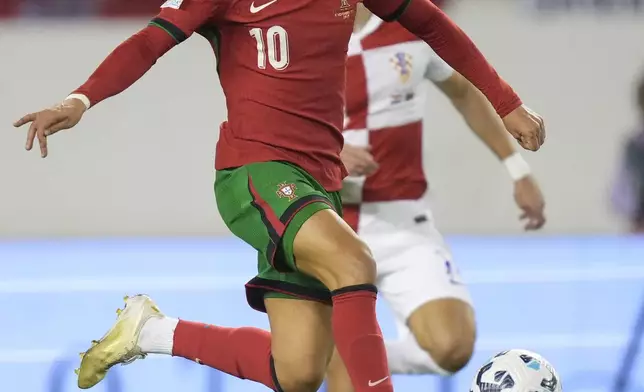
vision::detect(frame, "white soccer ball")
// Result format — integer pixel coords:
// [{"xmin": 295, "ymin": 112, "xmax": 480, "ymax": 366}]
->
[{"xmin": 470, "ymin": 349, "xmax": 562, "ymax": 392}]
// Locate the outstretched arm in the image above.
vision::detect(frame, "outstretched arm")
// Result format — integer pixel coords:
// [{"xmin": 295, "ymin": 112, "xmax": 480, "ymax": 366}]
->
[
  {"xmin": 70, "ymin": 25, "xmax": 178, "ymax": 110},
  {"xmin": 436, "ymin": 71, "xmax": 546, "ymax": 229},
  {"xmin": 13, "ymin": 0, "xmax": 226, "ymax": 157},
  {"xmin": 364, "ymin": 0, "xmax": 545, "ymax": 151},
  {"xmin": 73, "ymin": 4, "xmax": 220, "ymax": 108}
]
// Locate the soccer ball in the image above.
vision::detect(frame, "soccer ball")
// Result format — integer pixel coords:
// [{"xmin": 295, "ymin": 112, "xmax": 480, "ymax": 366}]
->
[{"xmin": 470, "ymin": 349, "xmax": 562, "ymax": 392}]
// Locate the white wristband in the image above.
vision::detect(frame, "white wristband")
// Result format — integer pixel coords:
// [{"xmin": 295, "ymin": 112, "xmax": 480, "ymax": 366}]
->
[
  {"xmin": 503, "ymin": 153, "xmax": 531, "ymax": 181},
  {"xmin": 65, "ymin": 93, "xmax": 91, "ymax": 110}
]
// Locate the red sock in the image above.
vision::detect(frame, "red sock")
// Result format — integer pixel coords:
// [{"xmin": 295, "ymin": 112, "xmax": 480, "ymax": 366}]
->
[
  {"xmin": 172, "ymin": 321, "xmax": 278, "ymax": 390},
  {"xmin": 332, "ymin": 285, "xmax": 394, "ymax": 392}
]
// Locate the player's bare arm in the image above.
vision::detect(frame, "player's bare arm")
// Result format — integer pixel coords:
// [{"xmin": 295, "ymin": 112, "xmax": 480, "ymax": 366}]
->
[
  {"xmin": 13, "ymin": 3, "xmax": 220, "ymax": 158},
  {"xmin": 362, "ymin": 0, "xmax": 545, "ymax": 152},
  {"xmin": 436, "ymin": 72, "xmax": 546, "ymax": 230}
]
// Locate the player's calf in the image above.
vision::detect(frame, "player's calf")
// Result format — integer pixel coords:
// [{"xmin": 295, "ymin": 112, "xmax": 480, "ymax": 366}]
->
[{"xmin": 326, "ymin": 348, "xmax": 354, "ymax": 392}]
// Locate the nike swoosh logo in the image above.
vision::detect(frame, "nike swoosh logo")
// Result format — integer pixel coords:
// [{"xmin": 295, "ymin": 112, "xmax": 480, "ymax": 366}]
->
[
  {"xmin": 368, "ymin": 376, "xmax": 389, "ymax": 387},
  {"xmin": 250, "ymin": 0, "xmax": 278, "ymax": 13}
]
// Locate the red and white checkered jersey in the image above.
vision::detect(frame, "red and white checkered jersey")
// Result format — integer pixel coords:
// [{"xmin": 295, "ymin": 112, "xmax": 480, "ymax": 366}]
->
[{"xmin": 342, "ymin": 16, "xmax": 454, "ymax": 204}]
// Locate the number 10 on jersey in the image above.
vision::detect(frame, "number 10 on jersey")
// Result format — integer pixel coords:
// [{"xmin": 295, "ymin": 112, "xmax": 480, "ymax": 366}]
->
[{"xmin": 249, "ymin": 26, "xmax": 290, "ymax": 70}]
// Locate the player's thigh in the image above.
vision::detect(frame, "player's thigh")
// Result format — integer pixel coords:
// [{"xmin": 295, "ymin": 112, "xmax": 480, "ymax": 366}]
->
[
  {"xmin": 265, "ymin": 297, "xmax": 335, "ymax": 390},
  {"xmin": 378, "ymin": 242, "xmax": 475, "ymax": 368},
  {"xmin": 293, "ymin": 208, "xmax": 376, "ymax": 290}
]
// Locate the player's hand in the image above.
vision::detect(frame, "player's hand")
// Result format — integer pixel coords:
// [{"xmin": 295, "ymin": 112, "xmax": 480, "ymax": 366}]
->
[
  {"xmin": 514, "ymin": 175, "xmax": 546, "ymax": 230},
  {"xmin": 502, "ymin": 105, "xmax": 545, "ymax": 152},
  {"xmin": 340, "ymin": 144, "xmax": 379, "ymax": 176},
  {"xmin": 13, "ymin": 98, "xmax": 87, "ymax": 158}
]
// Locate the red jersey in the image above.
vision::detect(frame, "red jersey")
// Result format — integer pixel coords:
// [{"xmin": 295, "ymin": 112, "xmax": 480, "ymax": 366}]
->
[
  {"xmin": 73, "ymin": 0, "xmax": 521, "ymax": 192},
  {"xmin": 172, "ymin": 0, "xmax": 359, "ymax": 190}
]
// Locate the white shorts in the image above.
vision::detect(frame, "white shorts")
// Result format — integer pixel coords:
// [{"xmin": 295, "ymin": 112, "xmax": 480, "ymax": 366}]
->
[{"xmin": 351, "ymin": 199, "xmax": 473, "ymax": 324}]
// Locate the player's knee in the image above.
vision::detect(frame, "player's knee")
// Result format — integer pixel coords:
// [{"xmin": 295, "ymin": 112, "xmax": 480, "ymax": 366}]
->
[
  {"xmin": 331, "ymin": 240, "xmax": 377, "ymax": 289},
  {"xmin": 416, "ymin": 331, "xmax": 474, "ymax": 373},
  {"xmin": 408, "ymin": 299, "xmax": 476, "ymax": 374},
  {"xmin": 274, "ymin": 359, "xmax": 326, "ymax": 392}
]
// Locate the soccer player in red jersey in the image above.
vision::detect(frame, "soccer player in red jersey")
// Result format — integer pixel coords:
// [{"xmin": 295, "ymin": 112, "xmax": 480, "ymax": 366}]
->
[{"xmin": 13, "ymin": 0, "xmax": 545, "ymax": 391}]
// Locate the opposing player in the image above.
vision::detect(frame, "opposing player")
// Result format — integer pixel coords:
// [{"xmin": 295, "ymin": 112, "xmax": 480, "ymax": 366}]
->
[
  {"xmin": 325, "ymin": 5, "xmax": 546, "ymax": 390},
  {"xmin": 12, "ymin": 0, "xmax": 545, "ymax": 391}
]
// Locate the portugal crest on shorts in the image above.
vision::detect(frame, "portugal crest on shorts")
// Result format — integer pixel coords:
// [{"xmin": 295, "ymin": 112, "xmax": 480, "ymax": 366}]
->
[{"xmin": 276, "ymin": 183, "xmax": 297, "ymax": 201}]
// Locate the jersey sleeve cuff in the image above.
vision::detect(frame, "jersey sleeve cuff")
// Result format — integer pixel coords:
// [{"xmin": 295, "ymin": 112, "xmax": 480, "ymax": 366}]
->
[{"xmin": 496, "ymin": 95, "xmax": 523, "ymax": 119}]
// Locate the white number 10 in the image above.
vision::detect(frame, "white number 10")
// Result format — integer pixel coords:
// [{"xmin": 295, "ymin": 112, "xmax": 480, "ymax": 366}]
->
[{"xmin": 249, "ymin": 26, "xmax": 290, "ymax": 71}]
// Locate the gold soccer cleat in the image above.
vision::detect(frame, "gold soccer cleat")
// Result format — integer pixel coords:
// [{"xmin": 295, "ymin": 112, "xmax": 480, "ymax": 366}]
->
[{"xmin": 76, "ymin": 294, "xmax": 163, "ymax": 389}]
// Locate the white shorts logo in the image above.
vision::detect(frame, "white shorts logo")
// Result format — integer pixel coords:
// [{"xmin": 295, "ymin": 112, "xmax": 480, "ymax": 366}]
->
[{"xmin": 161, "ymin": 0, "xmax": 184, "ymax": 9}]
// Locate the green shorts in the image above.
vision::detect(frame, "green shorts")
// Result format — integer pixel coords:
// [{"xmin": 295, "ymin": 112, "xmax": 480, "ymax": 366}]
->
[{"xmin": 214, "ymin": 161, "xmax": 343, "ymax": 313}]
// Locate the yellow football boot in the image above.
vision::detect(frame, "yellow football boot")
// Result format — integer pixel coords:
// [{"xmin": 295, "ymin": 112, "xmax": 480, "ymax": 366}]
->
[{"xmin": 76, "ymin": 294, "xmax": 163, "ymax": 389}]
